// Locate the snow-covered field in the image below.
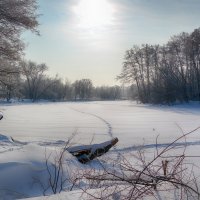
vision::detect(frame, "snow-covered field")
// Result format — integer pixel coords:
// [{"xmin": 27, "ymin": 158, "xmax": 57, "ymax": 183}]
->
[{"xmin": 0, "ymin": 101, "xmax": 200, "ymax": 199}]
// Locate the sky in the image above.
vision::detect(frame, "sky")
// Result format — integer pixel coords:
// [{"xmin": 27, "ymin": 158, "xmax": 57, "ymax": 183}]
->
[{"xmin": 23, "ymin": 0, "xmax": 200, "ymax": 86}]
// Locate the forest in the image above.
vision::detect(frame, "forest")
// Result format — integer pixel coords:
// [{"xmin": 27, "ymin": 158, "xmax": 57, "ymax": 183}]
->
[
  {"xmin": 118, "ymin": 28, "xmax": 200, "ymax": 104},
  {"xmin": 0, "ymin": 59, "xmax": 122, "ymax": 102}
]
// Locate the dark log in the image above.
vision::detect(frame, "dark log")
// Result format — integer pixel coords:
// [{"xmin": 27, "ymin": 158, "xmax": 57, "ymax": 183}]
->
[
  {"xmin": 67, "ymin": 137, "xmax": 118, "ymax": 163},
  {"xmin": 0, "ymin": 112, "xmax": 3, "ymax": 120}
]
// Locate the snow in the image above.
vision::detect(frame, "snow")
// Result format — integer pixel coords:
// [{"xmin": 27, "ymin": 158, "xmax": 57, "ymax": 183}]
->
[
  {"xmin": 0, "ymin": 101, "xmax": 200, "ymax": 146},
  {"xmin": 68, "ymin": 138, "xmax": 116, "ymax": 153},
  {"xmin": 0, "ymin": 101, "xmax": 200, "ymax": 199},
  {"xmin": 21, "ymin": 191, "xmax": 81, "ymax": 200},
  {"xmin": 0, "ymin": 142, "xmax": 84, "ymax": 199}
]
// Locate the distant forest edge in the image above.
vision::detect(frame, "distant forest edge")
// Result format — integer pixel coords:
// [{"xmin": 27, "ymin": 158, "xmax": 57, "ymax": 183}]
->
[
  {"xmin": 118, "ymin": 27, "xmax": 200, "ymax": 104},
  {"xmin": 1, "ymin": 59, "xmax": 125, "ymax": 102},
  {"xmin": 0, "ymin": 61, "xmax": 124, "ymax": 102}
]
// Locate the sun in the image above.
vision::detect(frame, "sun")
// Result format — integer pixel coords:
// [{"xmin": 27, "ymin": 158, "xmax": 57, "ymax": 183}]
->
[{"xmin": 73, "ymin": 0, "xmax": 115, "ymax": 30}]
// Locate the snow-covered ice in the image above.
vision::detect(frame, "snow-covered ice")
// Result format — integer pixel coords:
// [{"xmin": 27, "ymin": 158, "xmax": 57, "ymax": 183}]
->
[{"xmin": 0, "ymin": 101, "xmax": 200, "ymax": 147}]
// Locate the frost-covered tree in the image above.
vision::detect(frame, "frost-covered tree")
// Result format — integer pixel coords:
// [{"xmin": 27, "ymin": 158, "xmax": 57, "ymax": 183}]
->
[
  {"xmin": 0, "ymin": 0, "xmax": 39, "ymax": 61},
  {"xmin": 95, "ymin": 86, "xmax": 121, "ymax": 100},
  {"xmin": 20, "ymin": 60, "xmax": 49, "ymax": 101},
  {"xmin": 73, "ymin": 79, "xmax": 93, "ymax": 100},
  {"xmin": 118, "ymin": 27, "xmax": 200, "ymax": 104},
  {"xmin": 0, "ymin": 59, "xmax": 21, "ymax": 101}
]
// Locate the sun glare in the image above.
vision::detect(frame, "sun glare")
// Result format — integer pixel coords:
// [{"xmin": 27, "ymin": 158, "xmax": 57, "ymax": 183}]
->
[{"xmin": 73, "ymin": 0, "xmax": 115, "ymax": 30}]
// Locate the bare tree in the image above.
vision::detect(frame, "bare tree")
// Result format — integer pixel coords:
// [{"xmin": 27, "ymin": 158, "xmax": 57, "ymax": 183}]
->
[
  {"xmin": 73, "ymin": 79, "xmax": 93, "ymax": 100},
  {"xmin": 0, "ymin": 0, "xmax": 39, "ymax": 61},
  {"xmin": 95, "ymin": 85, "xmax": 121, "ymax": 100},
  {"xmin": 20, "ymin": 60, "xmax": 50, "ymax": 101},
  {"xmin": 0, "ymin": 59, "xmax": 21, "ymax": 101}
]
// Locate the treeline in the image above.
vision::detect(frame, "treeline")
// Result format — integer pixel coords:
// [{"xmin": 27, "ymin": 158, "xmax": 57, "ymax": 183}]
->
[
  {"xmin": 118, "ymin": 28, "xmax": 200, "ymax": 104},
  {"xmin": 0, "ymin": 60, "xmax": 123, "ymax": 102}
]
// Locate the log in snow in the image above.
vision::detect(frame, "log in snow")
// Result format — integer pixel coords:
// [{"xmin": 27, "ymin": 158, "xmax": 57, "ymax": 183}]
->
[
  {"xmin": 67, "ymin": 137, "xmax": 118, "ymax": 163},
  {"xmin": 0, "ymin": 112, "xmax": 3, "ymax": 120}
]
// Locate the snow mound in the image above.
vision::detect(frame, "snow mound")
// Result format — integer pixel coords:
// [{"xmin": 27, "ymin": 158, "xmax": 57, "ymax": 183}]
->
[
  {"xmin": 0, "ymin": 143, "xmax": 84, "ymax": 199},
  {"xmin": 21, "ymin": 190, "xmax": 82, "ymax": 200},
  {"xmin": 0, "ymin": 134, "xmax": 13, "ymax": 143}
]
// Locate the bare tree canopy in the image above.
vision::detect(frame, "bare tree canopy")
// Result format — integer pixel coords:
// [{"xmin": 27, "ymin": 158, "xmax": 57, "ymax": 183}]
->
[
  {"xmin": 73, "ymin": 79, "xmax": 93, "ymax": 100},
  {"xmin": 118, "ymin": 27, "xmax": 200, "ymax": 104},
  {"xmin": 20, "ymin": 60, "xmax": 49, "ymax": 101},
  {"xmin": 0, "ymin": 0, "xmax": 39, "ymax": 60}
]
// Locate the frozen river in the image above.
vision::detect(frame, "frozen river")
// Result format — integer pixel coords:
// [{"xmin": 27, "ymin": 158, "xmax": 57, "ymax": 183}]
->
[{"xmin": 0, "ymin": 101, "xmax": 200, "ymax": 147}]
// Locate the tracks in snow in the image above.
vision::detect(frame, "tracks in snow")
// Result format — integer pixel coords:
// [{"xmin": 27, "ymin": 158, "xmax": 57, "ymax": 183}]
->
[
  {"xmin": 5, "ymin": 106, "xmax": 197, "ymax": 156},
  {"xmin": 68, "ymin": 107, "xmax": 200, "ymax": 157},
  {"xmin": 69, "ymin": 107, "xmax": 121, "ymax": 158},
  {"xmin": 113, "ymin": 140, "xmax": 200, "ymax": 153},
  {"xmin": 69, "ymin": 107, "xmax": 114, "ymax": 139}
]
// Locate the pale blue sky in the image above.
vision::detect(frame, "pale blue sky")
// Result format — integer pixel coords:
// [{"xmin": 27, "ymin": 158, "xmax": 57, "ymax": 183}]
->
[{"xmin": 23, "ymin": 0, "xmax": 200, "ymax": 86}]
